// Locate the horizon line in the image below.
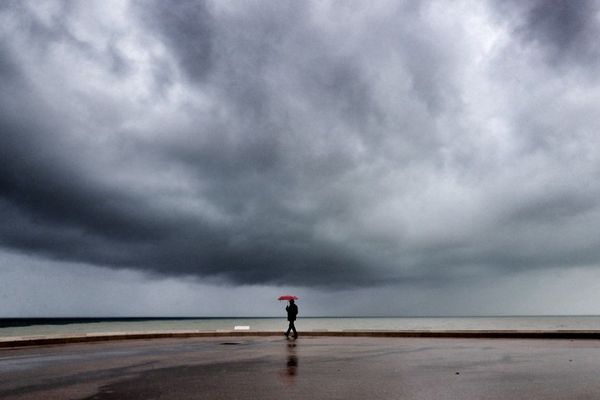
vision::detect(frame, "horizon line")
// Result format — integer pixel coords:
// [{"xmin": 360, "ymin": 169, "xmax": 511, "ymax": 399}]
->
[{"xmin": 3, "ymin": 314, "xmax": 600, "ymax": 319}]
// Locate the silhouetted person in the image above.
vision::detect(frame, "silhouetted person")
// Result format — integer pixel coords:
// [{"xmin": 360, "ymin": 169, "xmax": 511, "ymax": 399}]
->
[{"xmin": 285, "ymin": 299, "xmax": 298, "ymax": 338}]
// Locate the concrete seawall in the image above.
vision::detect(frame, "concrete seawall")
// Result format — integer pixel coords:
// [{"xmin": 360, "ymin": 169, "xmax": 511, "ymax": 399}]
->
[{"xmin": 3, "ymin": 330, "xmax": 600, "ymax": 348}]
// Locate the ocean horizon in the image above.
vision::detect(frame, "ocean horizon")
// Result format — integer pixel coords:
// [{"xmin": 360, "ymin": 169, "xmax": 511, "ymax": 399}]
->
[{"xmin": 4, "ymin": 316, "xmax": 600, "ymax": 338}]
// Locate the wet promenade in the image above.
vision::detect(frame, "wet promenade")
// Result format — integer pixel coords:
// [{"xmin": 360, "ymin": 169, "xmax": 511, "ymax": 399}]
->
[{"xmin": 2, "ymin": 336, "xmax": 600, "ymax": 399}]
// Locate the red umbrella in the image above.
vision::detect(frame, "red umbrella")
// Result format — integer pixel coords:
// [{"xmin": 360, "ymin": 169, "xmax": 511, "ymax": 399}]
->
[{"xmin": 278, "ymin": 295, "xmax": 298, "ymax": 301}]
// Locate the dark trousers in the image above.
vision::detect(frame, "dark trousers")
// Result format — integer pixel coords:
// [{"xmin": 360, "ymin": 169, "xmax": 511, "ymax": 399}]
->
[{"xmin": 286, "ymin": 321, "xmax": 297, "ymax": 337}]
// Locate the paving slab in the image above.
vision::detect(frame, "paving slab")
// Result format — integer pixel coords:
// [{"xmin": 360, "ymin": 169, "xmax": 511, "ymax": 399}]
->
[{"xmin": 2, "ymin": 336, "xmax": 600, "ymax": 399}]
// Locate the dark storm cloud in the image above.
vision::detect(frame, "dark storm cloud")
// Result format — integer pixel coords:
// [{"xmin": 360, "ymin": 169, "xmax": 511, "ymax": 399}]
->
[
  {"xmin": 1, "ymin": 0, "xmax": 600, "ymax": 289},
  {"xmin": 137, "ymin": 0, "xmax": 213, "ymax": 82},
  {"xmin": 493, "ymin": 0, "xmax": 600, "ymax": 65}
]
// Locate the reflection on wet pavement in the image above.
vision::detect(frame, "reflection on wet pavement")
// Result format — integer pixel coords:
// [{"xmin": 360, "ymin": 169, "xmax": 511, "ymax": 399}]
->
[
  {"xmin": 287, "ymin": 343, "xmax": 298, "ymax": 375},
  {"xmin": 7, "ymin": 337, "xmax": 600, "ymax": 399},
  {"xmin": 280, "ymin": 341, "xmax": 298, "ymax": 385}
]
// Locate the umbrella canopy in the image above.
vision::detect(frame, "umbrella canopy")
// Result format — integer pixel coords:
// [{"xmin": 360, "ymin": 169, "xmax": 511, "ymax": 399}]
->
[{"xmin": 278, "ymin": 295, "xmax": 298, "ymax": 301}]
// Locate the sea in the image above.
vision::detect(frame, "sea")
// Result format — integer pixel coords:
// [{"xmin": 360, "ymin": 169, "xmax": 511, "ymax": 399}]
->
[{"xmin": 3, "ymin": 316, "xmax": 600, "ymax": 338}]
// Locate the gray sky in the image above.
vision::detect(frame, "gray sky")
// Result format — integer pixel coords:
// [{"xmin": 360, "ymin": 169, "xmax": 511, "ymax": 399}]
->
[{"xmin": 1, "ymin": 0, "xmax": 600, "ymax": 317}]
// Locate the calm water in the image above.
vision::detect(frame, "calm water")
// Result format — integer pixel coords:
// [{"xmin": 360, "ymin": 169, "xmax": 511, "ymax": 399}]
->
[{"xmin": 3, "ymin": 316, "xmax": 600, "ymax": 337}]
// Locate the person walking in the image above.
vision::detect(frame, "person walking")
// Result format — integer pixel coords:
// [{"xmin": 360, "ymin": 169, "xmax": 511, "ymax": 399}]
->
[{"xmin": 285, "ymin": 299, "xmax": 298, "ymax": 339}]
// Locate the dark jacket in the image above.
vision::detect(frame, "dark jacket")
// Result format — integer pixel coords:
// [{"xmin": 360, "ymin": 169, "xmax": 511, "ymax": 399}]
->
[{"xmin": 286, "ymin": 303, "xmax": 298, "ymax": 321}]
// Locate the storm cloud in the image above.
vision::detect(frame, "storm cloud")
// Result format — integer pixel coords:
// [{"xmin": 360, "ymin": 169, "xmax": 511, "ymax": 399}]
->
[{"xmin": 1, "ymin": 0, "xmax": 600, "ymax": 291}]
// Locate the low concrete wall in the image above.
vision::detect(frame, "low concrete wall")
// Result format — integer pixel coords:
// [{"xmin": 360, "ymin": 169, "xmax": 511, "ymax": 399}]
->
[{"xmin": 3, "ymin": 330, "xmax": 600, "ymax": 348}]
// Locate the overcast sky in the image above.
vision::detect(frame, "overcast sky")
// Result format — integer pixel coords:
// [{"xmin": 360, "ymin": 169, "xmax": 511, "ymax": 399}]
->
[{"xmin": 2, "ymin": 0, "xmax": 600, "ymax": 317}]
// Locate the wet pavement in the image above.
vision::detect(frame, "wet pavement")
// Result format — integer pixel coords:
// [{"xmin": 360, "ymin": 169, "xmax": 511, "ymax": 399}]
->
[{"xmin": 2, "ymin": 336, "xmax": 600, "ymax": 399}]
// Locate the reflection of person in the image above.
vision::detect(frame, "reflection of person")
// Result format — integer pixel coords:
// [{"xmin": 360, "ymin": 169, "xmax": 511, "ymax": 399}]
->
[
  {"xmin": 286, "ymin": 343, "xmax": 298, "ymax": 376},
  {"xmin": 279, "ymin": 342, "xmax": 298, "ymax": 385},
  {"xmin": 285, "ymin": 299, "xmax": 298, "ymax": 338}
]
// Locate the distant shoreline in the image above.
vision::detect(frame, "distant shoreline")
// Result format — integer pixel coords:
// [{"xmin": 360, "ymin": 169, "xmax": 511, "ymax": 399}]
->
[
  {"xmin": 5, "ymin": 316, "xmax": 600, "ymax": 338},
  {"xmin": 4, "ymin": 314, "xmax": 600, "ymax": 328},
  {"xmin": 0, "ymin": 317, "xmax": 284, "ymax": 329}
]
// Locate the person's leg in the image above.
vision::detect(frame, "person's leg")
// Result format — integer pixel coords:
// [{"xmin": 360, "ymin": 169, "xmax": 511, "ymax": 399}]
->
[
  {"xmin": 291, "ymin": 321, "xmax": 297, "ymax": 338},
  {"xmin": 285, "ymin": 322, "xmax": 292, "ymax": 337}
]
